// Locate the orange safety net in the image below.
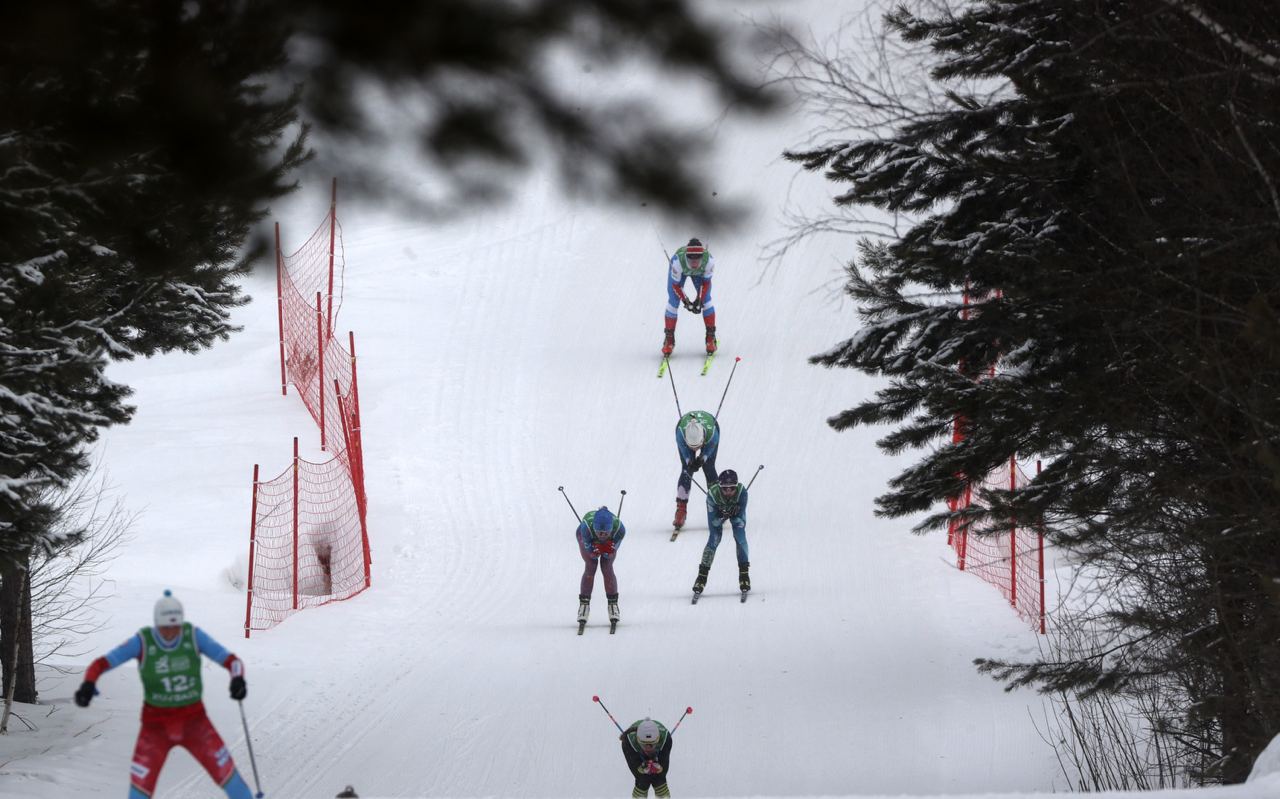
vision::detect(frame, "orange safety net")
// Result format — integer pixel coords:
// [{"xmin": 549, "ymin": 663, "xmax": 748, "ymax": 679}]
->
[{"xmin": 246, "ymin": 182, "xmax": 370, "ymax": 636}]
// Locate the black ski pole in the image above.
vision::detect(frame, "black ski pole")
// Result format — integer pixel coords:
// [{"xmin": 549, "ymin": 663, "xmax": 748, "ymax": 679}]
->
[
  {"xmin": 671, "ymin": 706, "xmax": 694, "ymax": 734},
  {"xmin": 689, "ymin": 476, "xmax": 708, "ymax": 496},
  {"xmin": 237, "ymin": 700, "xmax": 265, "ymax": 798},
  {"xmin": 746, "ymin": 464, "xmax": 765, "ymax": 490},
  {"xmin": 714, "ymin": 356, "xmax": 742, "ymax": 419},
  {"xmin": 592, "ymin": 695, "xmax": 625, "ymax": 734},
  {"xmin": 558, "ymin": 486, "xmax": 585, "ymax": 528},
  {"xmin": 666, "ymin": 357, "xmax": 682, "ymax": 417},
  {"xmin": 616, "ymin": 489, "xmax": 627, "ymax": 520}
]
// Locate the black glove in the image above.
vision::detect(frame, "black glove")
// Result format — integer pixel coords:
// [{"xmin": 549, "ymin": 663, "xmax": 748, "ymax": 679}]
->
[
  {"xmin": 686, "ymin": 456, "xmax": 704, "ymax": 473},
  {"xmin": 689, "ymin": 300, "xmax": 703, "ymax": 314},
  {"xmin": 681, "ymin": 296, "xmax": 697, "ymax": 313},
  {"xmin": 721, "ymin": 503, "xmax": 740, "ymax": 518},
  {"xmin": 230, "ymin": 675, "xmax": 247, "ymax": 701},
  {"xmin": 74, "ymin": 681, "xmax": 96, "ymax": 707}
]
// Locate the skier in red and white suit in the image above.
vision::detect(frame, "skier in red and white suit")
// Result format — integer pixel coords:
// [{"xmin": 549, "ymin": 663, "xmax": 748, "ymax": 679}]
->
[{"xmin": 74, "ymin": 590, "xmax": 254, "ymax": 799}]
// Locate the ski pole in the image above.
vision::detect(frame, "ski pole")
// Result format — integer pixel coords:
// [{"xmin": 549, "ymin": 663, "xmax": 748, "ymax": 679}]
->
[
  {"xmin": 714, "ymin": 356, "xmax": 742, "ymax": 419},
  {"xmin": 237, "ymin": 700, "xmax": 265, "ymax": 798},
  {"xmin": 689, "ymin": 476, "xmax": 708, "ymax": 496},
  {"xmin": 616, "ymin": 489, "xmax": 627, "ymax": 520},
  {"xmin": 746, "ymin": 464, "xmax": 765, "ymax": 490},
  {"xmin": 558, "ymin": 486, "xmax": 585, "ymax": 528},
  {"xmin": 666, "ymin": 357, "xmax": 682, "ymax": 417},
  {"xmin": 592, "ymin": 695, "xmax": 625, "ymax": 734},
  {"xmin": 671, "ymin": 706, "xmax": 694, "ymax": 734}
]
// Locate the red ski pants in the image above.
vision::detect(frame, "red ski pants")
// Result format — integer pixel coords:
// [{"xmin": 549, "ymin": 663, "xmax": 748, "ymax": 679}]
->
[{"xmin": 130, "ymin": 703, "xmax": 236, "ymax": 795}]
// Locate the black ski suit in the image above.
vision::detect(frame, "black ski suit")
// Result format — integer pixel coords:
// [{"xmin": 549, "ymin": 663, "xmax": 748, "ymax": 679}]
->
[{"xmin": 621, "ymin": 722, "xmax": 673, "ymax": 796}]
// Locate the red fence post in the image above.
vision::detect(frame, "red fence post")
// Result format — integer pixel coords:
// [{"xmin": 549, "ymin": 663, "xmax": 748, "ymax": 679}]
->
[
  {"xmin": 327, "ymin": 177, "xmax": 337, "ymax": 340},
  {"xmin": 1009, "ymin": 455, "xmax": 1018, "ymax": 609},
  {"xmin": 245, "ymin": 464, "xmax": 260, "ymax": 639},
  {"xmin": 1037, "ymin": 459, "xmax": 1046, "ymax": 633},
  {"xmin": 292, "ymin": 437, "xmax": 299, "ymax": 611},
  {"xmin": 316, "ymin": 292, "xmax": 326, "ymax": 450},
  {"xmin": 276, "ymin": 223, "xmax": 287, "ymax": 396},
  {"xmin": 957, "ymin": 484, "xmax": 971, "ymax": 570}
]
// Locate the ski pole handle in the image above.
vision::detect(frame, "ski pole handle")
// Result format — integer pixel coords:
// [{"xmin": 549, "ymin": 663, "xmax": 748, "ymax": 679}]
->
[
  {"xmin": 746, "ymin": 464, "xmax": 764, "ymax": 490},
  {"xmin": 714, "ymin": 356, "xmax": 741, "ymax": 419},
  {"xmin": 617, "ymin": 489, "xmax": 627, "ymax": 520},
  {"xmin": 558, "ymin": 486, "xmax": 585, "ymax": 528},
  {"xmin": 671, "ymin": 706, "xmax": 693, "ymax": 734},
  {"xmin": 593, "ymin": 695, "xmax": 625, "ymax": 734}
]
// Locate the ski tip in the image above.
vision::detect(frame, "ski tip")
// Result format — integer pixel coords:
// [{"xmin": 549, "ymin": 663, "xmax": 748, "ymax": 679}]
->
[
  {"xmin": 735, "ymin": 356, "xmax": 741, "ymax": 362},
  {"xmin": 686, "ymin": 706, "xmax": 693, "ymax": 714},
  {"xmin": 593, "ymin": 695, "xmax": 600, "ymax": 702}
]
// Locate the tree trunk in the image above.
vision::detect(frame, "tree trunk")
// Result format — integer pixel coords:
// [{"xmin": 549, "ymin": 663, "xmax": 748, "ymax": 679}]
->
[{"xmin": 0, "ymin": 555, "xmax": 37, "ymax": 705}]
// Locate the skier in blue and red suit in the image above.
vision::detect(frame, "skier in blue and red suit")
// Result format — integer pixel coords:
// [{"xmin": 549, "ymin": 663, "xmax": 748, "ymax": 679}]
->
[
  {"xmin": 576, "ymin": 506, "xmax": 627, "ymax": 627},
  {"xmin": 74, "ymin": 590, "xmax": 254, "ymax": 799},
  {"xmin": 661, "ymin": 238, "xmax": 717, "ymax": 357}
]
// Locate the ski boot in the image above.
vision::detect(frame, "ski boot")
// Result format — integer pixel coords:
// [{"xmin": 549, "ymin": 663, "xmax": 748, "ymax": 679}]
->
[
  {"xmin": 739, "ymin": 562, "xmax": 751, "ymax": 598},
  {"xmin": 673, "ymin": 498, "xmax": 688, "ymax": 529},
  {"xmin": 607, "ymin": 594, "xmax": 620, "ymax": 634},
  {"xmin": 705, "ymin": 324, "xmax": 717, "ymax": 355},
  {"xmin": 692, "ymin": 565, "xmax": 709, "ymax": 602},
  {"xmin": 577, "ymin": 595, "xmax": 590, "ymax": 634},
  {"xmin": 662, "ymin": 318, "xmax": 676, "ymax": 357}
]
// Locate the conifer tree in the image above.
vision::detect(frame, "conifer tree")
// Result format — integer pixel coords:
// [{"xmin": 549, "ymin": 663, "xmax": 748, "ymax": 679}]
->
[{"xmin": 790, "ymin": 1, "xmax": 1280, "ymax": 782}]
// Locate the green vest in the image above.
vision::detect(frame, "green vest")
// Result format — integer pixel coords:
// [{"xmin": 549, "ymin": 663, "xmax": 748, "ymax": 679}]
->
[
  {"xmin": 138, "ymin": 624, "xmax": 203, "ymax": 707},
  {"xmin": 676, "ymin": 246, "xmax": 709, "ymax": 277},
  {"xmin": 708, "ymin": 482, "xmax": 746, "ymax": 512},
  {"xmin": 678, "ymin": 410, "xmax": 718, "ymax": 442}
]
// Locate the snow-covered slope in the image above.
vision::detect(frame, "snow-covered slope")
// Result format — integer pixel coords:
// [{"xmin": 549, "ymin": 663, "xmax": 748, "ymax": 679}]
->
[{"xmin": 5, "ymin": 3, "xmax": 1277, "ymax": 799}]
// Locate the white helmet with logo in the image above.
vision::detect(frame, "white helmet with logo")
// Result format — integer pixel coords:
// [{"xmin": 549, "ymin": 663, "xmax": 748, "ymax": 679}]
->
[
  {"xmin": 683, "ymin": 419, "xmax": 706, "ymax": 449},
  {"xmin": 637, "ymin": 718, "xmax": 661, "ymax": 747},
  {"xmin": 154, "ymin": 589, "xmax": 184, "ymax": 627}
]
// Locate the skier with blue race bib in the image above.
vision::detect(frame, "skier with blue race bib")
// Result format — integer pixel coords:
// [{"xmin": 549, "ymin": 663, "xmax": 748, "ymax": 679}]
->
[
  {"xmin": 661, "ymin": 238, "xmax": 717, "ymax": 357},
  {"xmin": 74, "ymin": 591, "xmax": 254, "ymax": 799},
  {"xmin": 692, "ymin": 469, "xmax": 751, "ymax": 600},
  {"xmin": 577, "ymin": 506, "xmax": 627, "ymax": 633},
  {"xmin": 672, "ymin": 410, "xmax": 719, "ymax": 530}
]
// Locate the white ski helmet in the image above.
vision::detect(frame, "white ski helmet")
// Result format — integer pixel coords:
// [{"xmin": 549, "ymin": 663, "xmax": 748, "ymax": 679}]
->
[
  {"xmin": 637, "ymin": 718, "xmax": 661, "ymax": 747},
  {"xmin": 683, "ymin": 419, "xmax": 706, "ymax": 448},
  {"xmin": 154, "ymin": 589, "xmax": 183, "ymax": 628}
]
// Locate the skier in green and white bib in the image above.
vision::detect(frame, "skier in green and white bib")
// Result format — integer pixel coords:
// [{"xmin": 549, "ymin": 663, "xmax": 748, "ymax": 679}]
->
[
  {"xmin": 75, "ymin": 590, "xmax": 254, "ymax": 799},
  {"xmin": 621, "ymin": 718, "xmax": 674, "ymax": 797},
  {"xmin": 673, "ymin": 410, "xmax": 719, "ymax": 529}
]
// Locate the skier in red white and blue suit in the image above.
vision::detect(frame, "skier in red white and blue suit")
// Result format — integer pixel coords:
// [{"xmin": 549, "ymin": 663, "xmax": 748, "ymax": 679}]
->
[
  {"xmin": 661, "ymin": 238, "xmax": 717, "ymax": 357},
  {"xmin": 576, "ymin": 506, "xmax": 627, "ymax": 626},
  {"xmin": 74, "ymin": 590, "xmax": 254, "ymax": 799}
]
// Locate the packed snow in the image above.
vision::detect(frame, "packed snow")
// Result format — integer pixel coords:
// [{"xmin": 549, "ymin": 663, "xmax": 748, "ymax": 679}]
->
[{"xmin": 4, "ymin": 2, "xmax": 1278, "ymax": 798}]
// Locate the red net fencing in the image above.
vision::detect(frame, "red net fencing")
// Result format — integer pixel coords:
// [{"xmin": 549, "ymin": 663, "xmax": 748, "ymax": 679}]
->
[
  {"xmin": 947, "ymin": 457, "xmax": 1046, "ymax": 633},
  {"xmin": 945, "ymin": 285, "xmax": 1046, "ymax": 633},
  {"xmin": 245, "ymin": 180, "xmax": 370, "ymax": 637}
]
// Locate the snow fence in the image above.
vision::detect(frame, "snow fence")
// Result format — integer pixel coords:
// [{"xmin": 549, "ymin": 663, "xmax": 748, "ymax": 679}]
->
[{"xmin": 245, "ymin": 179, "xmax": 371, "ymax": 636}]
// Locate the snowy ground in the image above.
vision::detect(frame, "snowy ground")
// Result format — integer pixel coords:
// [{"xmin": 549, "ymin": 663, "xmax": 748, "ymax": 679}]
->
[{"xmin": 4, "ymin": 3, "xmax": 1279, "ymax": 798}]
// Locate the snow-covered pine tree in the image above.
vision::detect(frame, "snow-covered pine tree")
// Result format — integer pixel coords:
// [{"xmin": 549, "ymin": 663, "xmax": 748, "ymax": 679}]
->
[
  {"xmin": 0, "ymin": 3, "xmax": 306, "ymax": 700},
  {"xmin": 790, "ymin": 1, "xmax": 1280, "ymax": 784}
]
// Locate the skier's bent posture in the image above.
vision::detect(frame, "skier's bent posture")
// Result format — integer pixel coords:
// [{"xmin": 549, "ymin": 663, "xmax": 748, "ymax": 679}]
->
[
  {"xmin": 74, "ymin": 591, "xmax": 254, "ymax": 799},
  {"xmin": 694, "ymin": 469, "xmax": 751, "ymax": 596},
  {"xmin": 673, "ymin": 410, "xmax": 719, "ymax": 529},
  {"xmin": 662, "ymin": 238, "xmax": 717, "ymax": 357},
  {"xmin": 577, "ymin": 506, "xmax": 627, "ymax": 625},
  {"xmin": 622, "ymin": 718, "xmax": 673, "ymax": 798}
]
